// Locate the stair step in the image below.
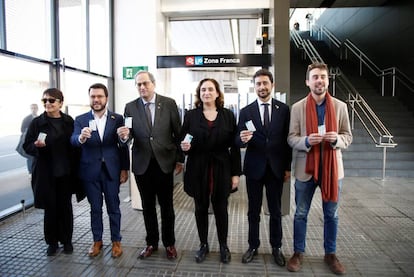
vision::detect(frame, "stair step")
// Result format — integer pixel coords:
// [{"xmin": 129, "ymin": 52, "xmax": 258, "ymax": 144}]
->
[
  {"xmin": 290, "ymin": 39, "xmax": 414, "ymax": 178},
  {"xmin": 343, "ymin": 151, "xmax": 414, "ymax": 161}
]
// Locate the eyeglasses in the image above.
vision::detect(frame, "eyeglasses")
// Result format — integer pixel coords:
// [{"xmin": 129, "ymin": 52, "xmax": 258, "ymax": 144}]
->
[
  {"xmin": 135, "ymin": 81, "xmax": 151, "ymax": 87},
  {"xmin": 41, "ymin": 98, "xmax": 60, "ymax": 104}
]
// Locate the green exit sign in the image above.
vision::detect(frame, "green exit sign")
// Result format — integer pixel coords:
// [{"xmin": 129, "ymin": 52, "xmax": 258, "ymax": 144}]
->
[{"xmin": 123, "ymin": 66, "xmax": 148, "ymax": 80}]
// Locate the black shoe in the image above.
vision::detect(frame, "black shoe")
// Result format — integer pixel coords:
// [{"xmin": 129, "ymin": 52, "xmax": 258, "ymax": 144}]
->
[
  {"xmin": 47, "ymin": 244, "xmax": 58, "ymax": 256},
  {"xmin": 220, "ymin": 245, "xmax": 231, "ymax": 263},
  {"xmin": 272, "ymin": 247, "xmax": 286, "ymax": 266},
  {"xmin": 241, "ymin": 248, "xmax": 258, "ymax": 263},
  {"xmin": 195, "ymin": 244, "xmax": 209, "ymax": 263},
  {"xmin": 63, "ymin": 243, "xmax": 73, "ymax": 254}
]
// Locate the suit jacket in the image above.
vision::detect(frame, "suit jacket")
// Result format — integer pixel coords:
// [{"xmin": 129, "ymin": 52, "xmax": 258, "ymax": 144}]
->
[
  {"xmin": 70, "ymin": 110, "xmax": 130, "ymax": 182},
  {"xmin": 180, "ymin": 107, "xmax": 242, "ymax": 198},
  {"xmin": 124, "ymin": 94, "xmax": 184, "ymax": 175},
  {"xmin": 237, "ymin": 98, "xmax": 292, "ymax": 180},
  {"xmin": 287, "ymin": 96, "xmax": 353, "ymax": 182}
]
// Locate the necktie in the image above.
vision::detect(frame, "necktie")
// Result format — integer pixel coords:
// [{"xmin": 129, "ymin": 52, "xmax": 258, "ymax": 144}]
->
[
  {"xmin": 145, "ymin": 102, "xmax": 152, "ymax": 127},
  {"xmin": 263, "ymin": 103, "xmax": 270, "ymax": 128}
]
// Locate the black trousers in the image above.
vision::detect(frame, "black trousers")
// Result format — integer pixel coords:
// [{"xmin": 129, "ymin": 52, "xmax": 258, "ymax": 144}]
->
[
  {"xmin": 44, "ymin": 176, "xmax": 73, "ymax": 246},
  {"xmin": 194, "ymin": 188, "xmax": 229, "ymax": 246},
  {"xmin": 135, "ymin": 158, "xmax": 175, "ymax": 247},
  {"xmin": 246, "ymin": 164, "xmax": 283, "ymax": 249}
]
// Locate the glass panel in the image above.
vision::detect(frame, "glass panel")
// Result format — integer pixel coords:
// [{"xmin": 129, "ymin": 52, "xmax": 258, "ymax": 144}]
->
[
  {"xmin": 59, "ymin": 0, "xmax": 87, "ymax": 69},
  {"xmin": 5, "ymin": 0, "xmax": 51, "ymax": 59},
  {"xmin": 89, "ymin": 0, "xmax": 110, "ymax": 75},
  {"xmin": 0, "ymin": 54, "xmax": 49, "ymax": 214},
  {"xmin": 60, "ymin": 69, "xmax": 110, "ymax": 118}
]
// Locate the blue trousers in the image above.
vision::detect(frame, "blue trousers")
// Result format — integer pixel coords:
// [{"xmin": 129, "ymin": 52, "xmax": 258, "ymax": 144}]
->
[
  {"xmin": 293, "ymin": 178, "xmax": 342, "ymax": 254},
  {"xmin": 83, "ymin": 164, "xmax": 121, "ymax": 242}
]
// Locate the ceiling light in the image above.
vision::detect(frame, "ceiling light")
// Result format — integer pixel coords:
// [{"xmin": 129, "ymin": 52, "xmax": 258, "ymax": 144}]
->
[{"xmin": 231, "ymin": 19, "xmax": 240, "ymax": 54}]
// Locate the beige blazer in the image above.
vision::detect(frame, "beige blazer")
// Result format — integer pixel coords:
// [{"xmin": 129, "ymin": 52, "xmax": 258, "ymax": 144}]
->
[{"xmin": 288, "ymin": 96, "xmax": 353, "ymax": 182}]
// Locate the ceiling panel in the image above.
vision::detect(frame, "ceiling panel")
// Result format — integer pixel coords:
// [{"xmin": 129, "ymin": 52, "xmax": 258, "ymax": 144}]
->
[
  {"xmin": 169, "ymin": 19, "xmax": 260, "ymax": 55},
  {"xmin": 165, "ymin": 0, "xmax": 390, "ymax": 79}
]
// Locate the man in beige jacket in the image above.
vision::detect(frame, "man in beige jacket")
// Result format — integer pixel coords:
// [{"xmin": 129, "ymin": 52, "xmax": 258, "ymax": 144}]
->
[{"xmin": 287, "ymin": 63, "xmax": 352, "ymax": 275}]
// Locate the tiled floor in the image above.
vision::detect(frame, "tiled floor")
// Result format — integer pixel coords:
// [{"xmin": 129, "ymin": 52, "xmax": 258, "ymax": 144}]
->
[{"xmin": 0, "ymin": 176, "xmax": 413, "ymax": 276}]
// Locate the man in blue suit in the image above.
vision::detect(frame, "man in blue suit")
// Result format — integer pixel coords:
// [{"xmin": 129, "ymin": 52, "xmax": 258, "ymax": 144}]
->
[
  {"xmin": 237, "ymin": 69, "xmax": 292, "ymax": 266},
  {"xmin": 71, "ymin": 83, "xmax": 130, "ymax": 258}
]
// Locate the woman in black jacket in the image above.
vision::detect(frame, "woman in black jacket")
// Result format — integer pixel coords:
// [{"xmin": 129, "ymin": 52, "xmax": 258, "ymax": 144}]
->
[
  {"xmin": 180, "ymin": 78, "xmax": 241, "ymax": 263},
  {"xmin": 23, "ymin": 88, "xmax": 77, "ymax": 256}
]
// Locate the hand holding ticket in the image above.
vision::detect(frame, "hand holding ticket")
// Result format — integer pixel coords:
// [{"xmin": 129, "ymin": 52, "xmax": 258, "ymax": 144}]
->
[
  {"xmin": 183, "ymin": 133, "xmax": 193, "ymax": 143},
  {"xmin": 245, "ymin": 120, "xmax": 256, "ymax": 132},
  {"xmin": 124, "ymin": 117, "xmax": 132, "ymax": 128},
  {"xmin": 37, "ymin": 132, "xmax": 47, "ymax": 142},
  {"xmin": 318, "ymin": 124, "xmax": 326, "ymax": 135},
  {"xmin": 89, "ymin": 120, "xmax": 97, "ymax": 131}
]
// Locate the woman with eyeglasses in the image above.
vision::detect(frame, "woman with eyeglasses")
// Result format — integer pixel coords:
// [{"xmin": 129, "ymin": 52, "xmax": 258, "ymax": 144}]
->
[{"xmin": 23, "ymin": 88, "xmax": 81, "ymax": 256}]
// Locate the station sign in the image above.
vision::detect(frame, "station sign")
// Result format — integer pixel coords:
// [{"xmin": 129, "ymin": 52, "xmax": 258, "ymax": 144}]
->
[{"xmin": 157, "ymin": 54, "xmax": 271, "ymax": 68}]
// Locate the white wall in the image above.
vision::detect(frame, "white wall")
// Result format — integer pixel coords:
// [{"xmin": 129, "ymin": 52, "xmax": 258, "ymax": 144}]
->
[{"xmin": 113, "ymin": 0, "xmax": 167, "ymax": 114}]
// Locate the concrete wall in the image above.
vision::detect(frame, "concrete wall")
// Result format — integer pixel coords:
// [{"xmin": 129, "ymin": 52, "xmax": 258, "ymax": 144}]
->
[{"xmin": 316, "ymin": 0, "xmax": 414, "ymax": 80}]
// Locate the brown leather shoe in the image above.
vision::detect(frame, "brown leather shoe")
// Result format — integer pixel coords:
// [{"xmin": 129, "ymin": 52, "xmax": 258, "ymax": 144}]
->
[
  {"xmin": 88, "ymin": 241, "xmax": 103, "ymax": 257},
  {"xmin": 324, "ymin": 254, "xmax": 346, "ymax": 275},
  {"xmin": 287, "ymin": 252, "xmax": 304, "ymax": 272},
  {"xmin": 166, "ymin": 245, "xmax": 177, "ymax": 259},
  {"xmin": 138, "ymin": 245, "xmax": 158, "ymax": 259},
  {"xmin": 111, "ymin": 241, "xmax": 123, "ymax": 258}
]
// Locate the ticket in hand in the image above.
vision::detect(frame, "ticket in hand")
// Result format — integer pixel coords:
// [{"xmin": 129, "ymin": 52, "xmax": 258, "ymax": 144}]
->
[
  {"xmin": 124, "ymin": 117, "xmax": 132, "ymax": 128},
  {"xmin": 183, "ymin": 133, "xmax": 193, "ymax": 143},
  {"xmin": 245, "ymin": 120, "xmax": 256, "ymax": 132},
  {"xmin": 37, "ymin": 132, "xmax": 47, "ymax": 142},
  {"xmin": 318, "ymin": 124, "xmax": 326, "ymax": 135},
  {"xmin": 89, "ymin": 120, "xmax": 97, "ymax": 131}
]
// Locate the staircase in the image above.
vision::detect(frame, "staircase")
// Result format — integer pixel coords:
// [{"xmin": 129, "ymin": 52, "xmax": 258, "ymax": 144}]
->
[{"xmin": 290, "ymin": 33, "xmax": 414, "ymax": 178}]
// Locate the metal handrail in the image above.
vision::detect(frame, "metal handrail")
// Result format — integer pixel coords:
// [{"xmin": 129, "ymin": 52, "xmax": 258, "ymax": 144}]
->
[
  {"xmin": 312, "ymin": 24, "xmax": 414, "ymax": 97},
  {"xmin": 302, "ymin": 39, "xmax": 324, "ymax": 64},
  {"xmin": 343, "ymin": 39, "xmax": 414, "ymax": 97},
  {"xmin": 291, "ymin": 32, "xmax": 397, "ymax": 179},
  {"xmin": 332, "ymin": 67, "xmax": 397, "ymax": 180},
  {"xmin": 290, "ymin": 30, "xmax": 303, "ymax": 49}
]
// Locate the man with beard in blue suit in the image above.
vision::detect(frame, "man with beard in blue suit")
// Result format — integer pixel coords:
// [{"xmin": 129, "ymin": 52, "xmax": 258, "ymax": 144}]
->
[{"xmin": 71, "ymin": 83, "xmax": 130, "ymax": 258}]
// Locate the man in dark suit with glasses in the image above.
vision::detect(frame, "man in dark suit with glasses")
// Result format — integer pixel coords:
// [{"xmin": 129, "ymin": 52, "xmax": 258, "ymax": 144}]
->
[{"xmin": 124, "ymin": 71, "xmax": 184, "ymax": 260}]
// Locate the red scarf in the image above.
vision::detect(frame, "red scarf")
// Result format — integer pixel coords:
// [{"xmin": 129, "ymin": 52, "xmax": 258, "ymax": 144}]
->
[{"xmin": 305, "ymin": 92, "xmax": 339, "ymax": 202}]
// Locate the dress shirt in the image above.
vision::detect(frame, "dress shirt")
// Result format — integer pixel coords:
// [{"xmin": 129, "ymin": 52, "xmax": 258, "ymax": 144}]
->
[
  {"xmin": 93, "ymin": 109, "xmax": 108, "ymax": 141},
  {"xmin": 257, "ymin": 98, "xmax": 272, "ymax": 125}
]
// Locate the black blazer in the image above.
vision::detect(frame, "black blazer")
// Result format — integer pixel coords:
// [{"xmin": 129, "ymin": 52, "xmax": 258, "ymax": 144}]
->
[
  {"xmin": 237, "ymin": 98, "xmax": 292, "ymax": 180},
  {"xmin": 181, "ymin": 107, "xmax": 241, "ymax": 199},
  {"xmin": 124, "ymin": 94, "xmax": 184, "ymax": 175}
]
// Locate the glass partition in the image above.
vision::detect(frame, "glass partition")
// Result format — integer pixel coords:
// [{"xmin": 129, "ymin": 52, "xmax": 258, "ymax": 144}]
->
[{"xmin": 0, "ymin": 54, "xmax": 50, "ymax": 215}]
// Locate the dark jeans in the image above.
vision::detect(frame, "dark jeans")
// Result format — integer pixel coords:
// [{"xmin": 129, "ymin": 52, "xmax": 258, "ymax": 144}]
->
[{"xmin": 135, "ymin": 158, "xmax": 175, "ymax": 247}]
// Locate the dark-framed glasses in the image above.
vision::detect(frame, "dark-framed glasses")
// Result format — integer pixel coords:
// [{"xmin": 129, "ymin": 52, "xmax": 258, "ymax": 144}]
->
[{"xmin": 41, "ymin": 98, "xmax": 60, "ymax": 104}]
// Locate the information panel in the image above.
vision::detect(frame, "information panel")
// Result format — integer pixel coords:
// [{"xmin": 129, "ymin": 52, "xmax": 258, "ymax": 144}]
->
[{"xmin": 157, "ymin": 54, "xmax": 272, "ymax": 68}]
